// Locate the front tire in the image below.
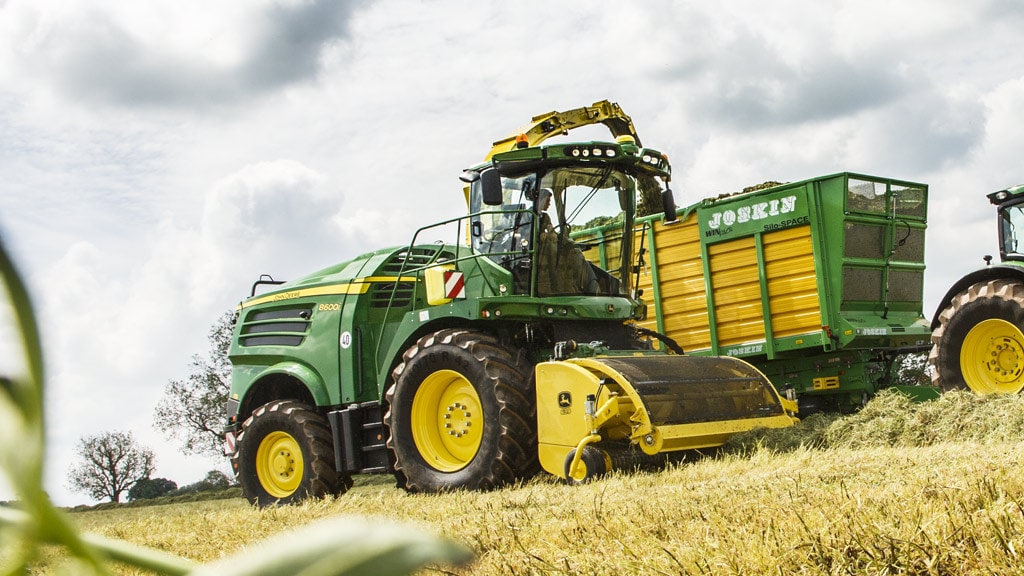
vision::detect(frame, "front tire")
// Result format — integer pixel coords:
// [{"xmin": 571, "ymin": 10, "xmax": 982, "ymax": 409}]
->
[
  {"xmin": 929, "ymin": 279, "xmax": 1024, "ymax": 394},
  {"xmin": 564, "ymin": 446, "xmax": 609, "ymax": 485},
  {"xmin": 384, "ymin": 329, "xmax": 536, "ymax": 493},
  {"xmin": 235, "ymin": 400, "xmax": 346, "ymax": 506}
]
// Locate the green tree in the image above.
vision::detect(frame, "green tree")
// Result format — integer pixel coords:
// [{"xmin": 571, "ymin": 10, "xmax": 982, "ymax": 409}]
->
[
  {"xmin": 201, "ymin": 469, "xmax": 232, "ymax": 489},
  {"xmin": 127, "ymin": 477, "xmax": 178, "ymax": 501},
  {"xmin": 154, "ymin": 311, "xmax": 235, "ymax": 457},
  {"xmin": 174, "ymin": 469, "xmax": 234, "ymax": 495},
  {"xmin": 67, "ymin": 431, "xmax": 155, "ymax": 503}
]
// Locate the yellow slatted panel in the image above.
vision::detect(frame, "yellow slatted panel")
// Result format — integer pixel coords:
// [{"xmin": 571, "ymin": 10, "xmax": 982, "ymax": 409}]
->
[
  {"xmin": 640, "ymin": 215, "xmax": 712, "ymax": 351},
  {"xmin": 600, "ymin": 230, "xmax": 624, "ymax": 271},
  {"xmin": 642, "ymin": 216, "xmax": 820, "ymax": 356},
  {"xmin": 763, "ymin": 225, "xmax": 821, "ymax": 338},
  {"xmin": 707, "ymin": 237, "xmax": 757, "ymax": 263},
  {"xmin": 709, "ymin": 236, "xmax": 765, "ymax": 347},
  {"xmin": 579, "ymin": 229, "xmax": 626, "ymax": 274},
  {"xmin": 577, "ymin": 231, "xmax": 607, "ymax": 265}
]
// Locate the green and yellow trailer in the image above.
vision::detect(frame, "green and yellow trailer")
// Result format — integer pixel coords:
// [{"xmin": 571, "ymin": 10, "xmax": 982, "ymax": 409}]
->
[{"xmin": 579, "ymin": 172, "xmax": 938, "ymax": 412}]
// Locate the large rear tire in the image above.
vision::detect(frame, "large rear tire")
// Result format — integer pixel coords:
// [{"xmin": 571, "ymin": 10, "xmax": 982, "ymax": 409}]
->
[
  {"xmin": 384, "ymin": 329, "xmax": 536, "ymax": 493},
  {"xmin": 235, "ymin": 400, "xmax": 346, "ymax": 506},
  {"xmin": 929, "ymin": 279, "xmax": 1024, "ymax": 394}
]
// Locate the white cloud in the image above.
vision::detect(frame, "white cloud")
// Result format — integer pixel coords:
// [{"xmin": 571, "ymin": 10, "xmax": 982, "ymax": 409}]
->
[
  {"xmin": 1, "ymin": 0, "xmax": 368, "ymax": 109},
  {"xmin": 977, "ymin": 76, "xmax": 1024, "ymax": 185},
  {"xmin": 199, "ymin": 160, "xmax": 335, "ymax": 281}
]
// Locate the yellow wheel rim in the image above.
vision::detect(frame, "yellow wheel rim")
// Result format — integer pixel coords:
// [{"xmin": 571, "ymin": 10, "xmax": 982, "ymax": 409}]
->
[
  {"xmin": 961, "ymin": 318, "xmax": 1024, "ymax": 394},
  {"xmin": 255, "ymin": 431, "xmax": 303, "ymax": 498},
  {"xmin": 411, "ymin": 369, "xmax": 483, "ymax": 472},
  {"xmin": 567, "ymin": 456, "xmax": 588, "ymax": 482}
]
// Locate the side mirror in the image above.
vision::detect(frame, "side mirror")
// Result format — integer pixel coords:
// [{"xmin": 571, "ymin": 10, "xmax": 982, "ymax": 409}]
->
[
  {"xmin": 662, "ymin": 189, "xmax": 678, "ymax": 223},
  {"xmin": 481, "ymin": 168, "xmax": 503, "ymax": 206},
  {"xmin": 618, "ymin": 177, "xmax": 636, "ymax": 212}
]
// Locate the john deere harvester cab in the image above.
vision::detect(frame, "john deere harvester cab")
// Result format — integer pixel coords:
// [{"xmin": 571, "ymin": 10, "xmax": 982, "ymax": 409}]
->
[
  {"xmin": 223, "ymin": 101, "xmax": 796, "ymax": 506},
  {"xmin": 463, "ymin": 138, "xmax": 673, "ymax": 300},
  {"xmin": 930, "ymin": 183, "xmax": 1024, "ymax": 394}
]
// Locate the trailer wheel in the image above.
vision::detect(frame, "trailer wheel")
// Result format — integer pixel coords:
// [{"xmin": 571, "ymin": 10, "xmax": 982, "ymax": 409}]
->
[
  {"xmin": 564, "ymin": 446, "xmax": 609, "ymax": 485},
  {"xmin": 385, "ymin": 329, "xmax": 536, "ymax": 493},
  {"xmin": 930, "ymin": 279, "xmax": 1024, "ymax": 394},
  {"xmin": 235, "ymin": 399, "xmax": 345, "ymax": 506}
]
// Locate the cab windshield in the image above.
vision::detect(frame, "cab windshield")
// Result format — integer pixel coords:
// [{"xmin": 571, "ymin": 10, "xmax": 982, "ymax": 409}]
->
[{"xmin": 470, "ymin": 166, "xmax": 649, "ymax": 297}]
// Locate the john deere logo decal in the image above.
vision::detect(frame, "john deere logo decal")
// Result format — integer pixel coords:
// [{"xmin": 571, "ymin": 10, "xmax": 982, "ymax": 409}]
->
[{"xmin": 558, "ymin": 391, "xmax": 572, "ymax": 415}]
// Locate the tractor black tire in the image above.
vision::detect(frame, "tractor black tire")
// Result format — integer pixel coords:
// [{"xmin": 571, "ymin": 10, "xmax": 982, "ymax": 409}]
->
[
  {"xmin": 929, "ymin": 279, "xmax": 1024, "ymax": 394},
  {"xmin": 563, "ymin": 446, "xmax": 609, "ymax": 485},
  {"xmin": 234, "ymin": 399, "xmax": 347, "ymax": 506},
  {"xmin": 384, "ymin": 328, "xmax": 536, "ymax": 493}
]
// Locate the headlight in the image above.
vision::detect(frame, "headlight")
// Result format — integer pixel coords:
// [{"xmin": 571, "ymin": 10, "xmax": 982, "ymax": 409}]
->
[
  {"xmin": 564, "ymin": 145, "xmax": 619, "ymax": 159},
  {"xmin": 641, "ymin": 152, "xmax": 664, "ymax": 167}
]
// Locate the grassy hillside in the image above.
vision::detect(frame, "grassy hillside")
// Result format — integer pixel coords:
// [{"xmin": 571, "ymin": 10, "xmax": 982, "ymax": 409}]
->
[{"xmin": 59, "ymin": 390, "xmax": 1024, "ymax": 575}]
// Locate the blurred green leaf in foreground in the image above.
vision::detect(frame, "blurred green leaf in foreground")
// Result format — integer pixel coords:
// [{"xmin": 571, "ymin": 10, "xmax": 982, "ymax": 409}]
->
[{"xmin": 0, "ymin": 236, "xmax": 473, "ymax": 575}]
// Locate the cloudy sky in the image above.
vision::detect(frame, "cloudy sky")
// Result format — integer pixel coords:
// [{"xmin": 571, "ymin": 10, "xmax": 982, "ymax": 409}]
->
[{"xmin": 1, "ymin": 0, "xmax": 1023, "ymax": 505}]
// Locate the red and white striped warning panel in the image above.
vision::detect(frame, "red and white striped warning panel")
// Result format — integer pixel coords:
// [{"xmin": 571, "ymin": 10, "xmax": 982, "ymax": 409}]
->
[{"xmin": 444, "ymin": 270, "xmax": 466, "ymax": 299}]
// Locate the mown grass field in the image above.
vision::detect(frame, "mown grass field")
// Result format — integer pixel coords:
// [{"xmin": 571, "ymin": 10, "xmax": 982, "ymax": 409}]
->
[{"xmin": 53, "ymin": 391, "xmax": 1024, "ymax": 574}]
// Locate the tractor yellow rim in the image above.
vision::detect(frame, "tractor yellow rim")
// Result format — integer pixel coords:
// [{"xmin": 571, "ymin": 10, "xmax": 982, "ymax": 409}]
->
[
  {"xmin": 255, "ymin": 431, "xmax": 303, "ymax": 498},
  {"xmin": 566, "ymin": 457, "xmax": 589, "ymax": 482},
  {"xmin": 411, "ymin": 369, "xmax": 483, "ymax": 472},
  {"xmin": 961, "ymin": 318, "xmax": 1024, "ymax": 394}
]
